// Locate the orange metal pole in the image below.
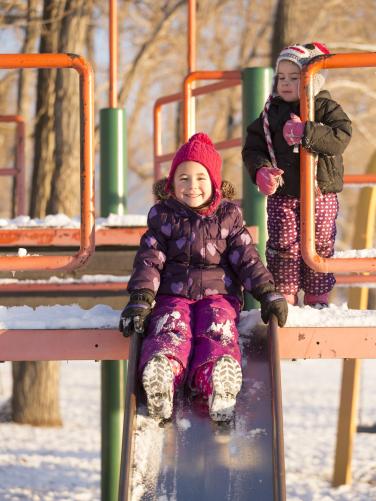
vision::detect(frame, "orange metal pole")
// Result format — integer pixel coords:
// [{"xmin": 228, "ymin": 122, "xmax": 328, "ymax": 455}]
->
[
  {"xmin": 300, "ymin": 52, "xmax": 376, "ymax": 274},
  {"xmin": 214, "ymin": 137, "xmax": 242, "ymax": 151},
  {"xmin": 187, "ymin": 0, "xmax": 196, "ymax": 138},
  {"xmin": 0, "ymin": 54, "xmax": 95, "ymax": 271},
  {"xmin": 188, "ymin": 0, "xmax": 196, "ymax": 73},
  {"xmin": 336, "ymin": 274, "xmax": 376, "ymax": 284},
  {"xmin": 183, "ymin": 70, "xmax": 241, "ymax": 141},
  {"xmin": 344, "ymin": 174, "xmax": 376, "ymax": 184},
  {"xmin": 109, "ymin": 0, "xmax": 118, "ymax": 108}
]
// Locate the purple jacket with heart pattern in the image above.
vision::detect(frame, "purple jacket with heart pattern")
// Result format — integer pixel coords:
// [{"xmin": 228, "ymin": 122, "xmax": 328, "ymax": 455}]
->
[{"xmin": 127, "ymin": 195, "xmax": 275, "ymax": 303}]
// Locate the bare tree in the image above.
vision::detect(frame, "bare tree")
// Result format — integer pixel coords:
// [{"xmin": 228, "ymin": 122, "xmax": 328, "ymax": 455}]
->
[
  {"xmin": 47, "ymin": 0, "xmax": 92, "ymax": 214},
  {"xmin": 29, "ymin": 0, "xmax": 64, "ymax": 218},
  {"xmin": 271, "ymin": 0, "xmax": 294, "ymax": 64},
  {"xmin": 12, "ymin": 0, "xmax": 91, "ymax": 426}
]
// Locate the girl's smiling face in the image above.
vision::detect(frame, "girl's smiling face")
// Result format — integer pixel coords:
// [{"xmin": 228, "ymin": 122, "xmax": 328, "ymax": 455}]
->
[
  {"xmin": 276, "ymin": 60, "xmax": 301, "ymax": 102},
  {"xmin": 173, "ymin": 161, "xmax": 212, "ymax": 208}
]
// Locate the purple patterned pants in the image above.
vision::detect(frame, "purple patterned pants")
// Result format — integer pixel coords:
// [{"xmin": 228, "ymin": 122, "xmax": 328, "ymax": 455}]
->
[
  {"xmin": 266, "ymin": 193, "xmax": 338, "ymax": 295},
  {"xmin": 139, "ymin": 294, "xmax": 241, "ymax": 388}
]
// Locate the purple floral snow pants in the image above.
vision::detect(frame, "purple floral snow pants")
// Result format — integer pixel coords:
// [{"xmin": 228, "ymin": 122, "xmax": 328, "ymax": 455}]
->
[
  {"xmin": 266, "ymin": 193, "xmax": 339, "ymax": 295},
  {"xmin": 139, "ymin": 294, "xmax": 241, "ymax": 389}
]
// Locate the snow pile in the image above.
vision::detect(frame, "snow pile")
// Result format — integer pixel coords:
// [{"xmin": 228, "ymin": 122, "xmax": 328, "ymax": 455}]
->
[
  {"xmin": 0, "ymin": 213, "xmax": 147, "ymax": 229},
  {"xmin": 0, "ymin": 302, "xmax": 375, "ymax": 330},
  {"xmin": 0, "ymin": 274, "xmax": 130, "ymax": 285},
  {"xmin": 0, "ymin": 304, "xmax": 120, "ymax": 330},
  {"xmin": 2, "ymin": 359, "xmax": 376, "ymax": 500},
  {"xmin": 284, "ymin": 303, "xmax": 376, "ymax": 327}
]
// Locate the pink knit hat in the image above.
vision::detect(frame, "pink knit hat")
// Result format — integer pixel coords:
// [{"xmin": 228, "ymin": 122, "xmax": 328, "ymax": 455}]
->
[{"xmin": 166, "ymin": 133, "xmax": 222, "ymax": 194}]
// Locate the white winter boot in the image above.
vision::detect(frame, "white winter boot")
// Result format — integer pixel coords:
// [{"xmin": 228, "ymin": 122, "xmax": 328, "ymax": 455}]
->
[
  {"xmin": 208, "ymin": 356, "xmax": 242, "ymax": 422},
  {"xmin": 142, "ymin": 355, "xmax": 174, "ymax": 420}
]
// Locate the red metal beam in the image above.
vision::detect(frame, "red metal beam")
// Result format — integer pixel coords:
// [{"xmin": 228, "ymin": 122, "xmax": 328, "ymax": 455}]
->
[
  {"xmin": 278, "ymin": 327, "xmax": 376, "ymax": 359},
  {"xmin": 0, "ymin": 227, "xmax": 145, "ymax": 247},
  {"xmin": 1, "ymin": 326, "xmax": 376, "ymax": 362},
  {"xmin": 0, "ymin": 226, "xmax": 259, "ymax": 247},
  {"xmin": 0, "ymin": 282, "xmax": 128, "ymax": 293},
  {"xmin": 0, "ymin": 328, "xmax": 129, "ymax": 361}
]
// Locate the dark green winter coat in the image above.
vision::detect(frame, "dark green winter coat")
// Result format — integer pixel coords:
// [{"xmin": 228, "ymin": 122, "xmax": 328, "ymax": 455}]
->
[{"xmin": 242, "ymin": 91, "xmax": 352, "ymax": 197}]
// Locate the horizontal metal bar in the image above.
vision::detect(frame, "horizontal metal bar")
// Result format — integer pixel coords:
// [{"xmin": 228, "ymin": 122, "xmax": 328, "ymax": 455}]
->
[
  {"xmin": 0, "ymin": 227, "xmax": 145, "ymax": 248},
  {"xmin": 0, "ymin": 281, "xmax": 128, "ymax": 293},
  {"xmin": 0, "ymin": 168, "xmax": 17, "ymax": 176},
  {"xmin": 279, "ymin": 327, "xmax": 376, "ymax": 359},
  {"xmin": 2, "ymin": 326, "xmax": 376, "ymax": 362},
  {"xmin": 0, "ymin": 328, "xmax": 129, "ymax": 361},
  {"xmin": 0, "ymin": 226, "xmax": 259, "ymax": 246}
]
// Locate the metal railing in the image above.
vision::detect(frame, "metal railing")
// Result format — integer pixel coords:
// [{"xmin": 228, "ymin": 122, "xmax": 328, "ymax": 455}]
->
[
  {"xmin": 153, "ymin": 72, "xmax": 241, "ymax": 181},
  {"xmin": 300, "ymin": 52, "xmax": 376, "ymax": 274},
  {"xmin": 0, "ymin": 54, "xmax": 95, "ymax": 271}
]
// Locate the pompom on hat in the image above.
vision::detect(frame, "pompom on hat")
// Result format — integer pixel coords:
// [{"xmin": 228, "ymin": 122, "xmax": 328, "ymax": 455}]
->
[
  {"xmin": 275, "ymin": 42, "xmax": 330, "ymax": 95},
  {"xmin": 166, "ymin": 132, "xmax": 222, "ymax": 193}
]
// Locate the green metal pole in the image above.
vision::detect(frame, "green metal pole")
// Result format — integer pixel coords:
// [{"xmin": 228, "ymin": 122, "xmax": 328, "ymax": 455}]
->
[
  {"xmin": 101, "ymin": 360, "xmax": 125, "ymax": 500},
  {"xmin": 242, "ymin": 67, "xmax": 273, "ymax": 309},
  {"xmin": 100, "ymin": 108, "xmax": 127, "ymax": 214},
  {"xmin": 100, "ymin": 107, "xmax": 127, "ymax": 501}
]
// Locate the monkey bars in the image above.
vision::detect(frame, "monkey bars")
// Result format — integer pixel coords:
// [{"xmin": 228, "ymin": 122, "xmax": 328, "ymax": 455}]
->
[
  {"xmin": 300, "ymin": 52, "xmax": 376, "ymax": 274},
  {"xmin": 0, "ymin": 54, "xmax": 94, "ymax": 271}
]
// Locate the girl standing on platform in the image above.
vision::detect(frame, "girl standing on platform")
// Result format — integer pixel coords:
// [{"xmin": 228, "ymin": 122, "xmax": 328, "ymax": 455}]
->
[{"xmin": 242, "ymin": 42, "xmax": 352, "ymax": 308}]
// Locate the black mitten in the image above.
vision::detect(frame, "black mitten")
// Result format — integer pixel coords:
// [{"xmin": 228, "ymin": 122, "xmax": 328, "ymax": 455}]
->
[
  {"xmin": 259, "ymin": 291, "xmax": 288, "ymax": 327},
  {"xmin": 119, "ymin": 289, "xmax": 155, "ymax": 337}
]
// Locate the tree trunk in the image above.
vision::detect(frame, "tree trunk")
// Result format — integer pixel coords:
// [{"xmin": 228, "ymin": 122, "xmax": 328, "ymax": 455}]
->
[
  {"xmin": 12, "ymin": 0, "xmax": 88, "ymax": 427},
  {"xmin": 29, "ymin": 0, "xmax": 65, "ymax": 218},
  {"xmin": 11, "ymin": 361, "xmax": 62, "ymax": 426},
  {"xmin": 47, "ymin": 0, "xmax": 91, "ymax": 215},
  {"xmin": 271, "ymin": 0, "xmax": 295, "ymax": 66}
]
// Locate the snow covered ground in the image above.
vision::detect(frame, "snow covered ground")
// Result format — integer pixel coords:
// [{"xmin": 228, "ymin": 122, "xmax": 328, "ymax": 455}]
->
[
  {"xmin": 1, "ymin": 304, "xmax": 376, "ymax": 500},
  {"xmin": 1, "ymin": 358, "xmax": 376, "ymax": 500}
]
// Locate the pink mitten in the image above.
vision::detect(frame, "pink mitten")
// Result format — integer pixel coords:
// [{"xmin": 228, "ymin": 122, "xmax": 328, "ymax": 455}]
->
[
  {"xmin": 283, "ymin": 113, "xmax": 305, "ymax": 146},
  {"xmin": 256, "ymin": 166, "xmax": 284, "ymax": 196}
]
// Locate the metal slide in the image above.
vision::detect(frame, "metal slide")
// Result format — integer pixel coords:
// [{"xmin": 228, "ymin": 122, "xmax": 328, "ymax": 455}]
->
[{"xmin": 118, "ymin": 316, "xmax": 285, "ymax": 501}]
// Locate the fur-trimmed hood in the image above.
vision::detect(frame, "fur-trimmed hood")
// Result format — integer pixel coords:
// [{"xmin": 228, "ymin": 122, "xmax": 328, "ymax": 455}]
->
[{"xmin": 152, "ymin": 177, "xmax": 236, "ymax": 201}]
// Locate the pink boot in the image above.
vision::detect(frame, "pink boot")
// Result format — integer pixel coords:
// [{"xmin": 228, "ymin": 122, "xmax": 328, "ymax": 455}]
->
[
  {"xmin": 194, "ymin": 361, "xmax": 214, "ymax": 399},
  {"xmin": 283, "ymin": 293, "xmax": 298, "ymax": 306},
  {"xmin": 304, "ymin": 292, "xmax": 329, "ymax": 309}
]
